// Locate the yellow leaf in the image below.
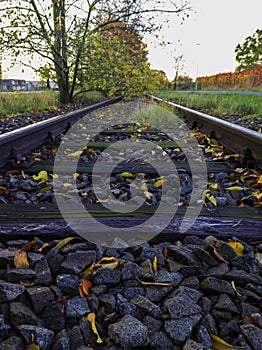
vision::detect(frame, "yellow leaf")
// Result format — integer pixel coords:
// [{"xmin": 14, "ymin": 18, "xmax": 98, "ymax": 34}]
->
[
  {"xmin": 25, "ymin": 344, "xmax": 40, "ymax": 350},
  {"xmin": 202, "ymin": 189, "xmax": 210, "ymax": 201},
  {"xmin": 209, "ymin": 183, "xmax": 218, "ymax": 190},
  {"xmin": 82, "ymin": 263, "xmax": 96, "ymax": 278},
  {"xmin": 95, "ymin": 257, "xmax": 119, "ymax": 270},
  {"xmin": 49, "ymin": 173, "xmax": 59, "ymax": 179},
  {"xmin": 21, "ymin": 169, "xmax": 26, "ymax": 179},
  {"xmin": 63, "ymin": 183, "xmax": 72, "ymax": 187},
  {"xmin": 227, "ymin": 242, "xmax": 244, "ymax": 256},
  {"xmin": 152, "ymin": 256, "xmax": 158, "ymax": 274},
  {"xmin": 257, "ymin": 175, "xmax": 262, "ymax": 184},
  {"xmin": 137, "ymin": 279, "xmax": 174, "ymax": 287},
  {"xmin": 209, "ymin": 138, "xmax": 219, "ymax": 146},
  {"xmin": 210, "ymin": 333, "xmax": 245, "ymax": 349},
  {"xmin": 206, "ymin": 193, "xmax": 217, "ymax": 206},
  {"xmin": 67, "ymin": 150, "xmax": 83, "ymax": 157},
  {"xmin": 39, "ymin": 186, "xmax": 52, "ymax": 193},
  {"xmin": 87, "ymin": 313, "xmax": 103, "ymax": 343},
  {"xmin": 73, "ymin": 173, "xmax": 80, "ymax": 179},
  {"xmin": 32, "ymin": 170, "xmax": 48, "ymax": 184},
  {"xmin": 120, "ymin": 172, "xmax": 135, "ymax": 178},
  {"xmin": 225, "ymin": 186, "xmax": 243, "ymax": 191},
  {"xmin": 140, "ymin": 183, "xmax": 147, "ymax": 191},
  {"xmin": 154, "ymin": 179, "xmax": 166, "ymax": 188},
  {"xmin": 55, "ymin": 237, "xmax": 77, "ymax": 249},
  {"xmin": 14, "ymin": 251, "xmax": 29, "ymax": 269}
]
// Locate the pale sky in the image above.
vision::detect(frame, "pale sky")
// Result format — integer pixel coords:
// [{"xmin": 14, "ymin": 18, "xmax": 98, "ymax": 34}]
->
[
  {"xmin": 2, "ymin": 0, "xmax": 262, "ymax": 82},
  {"xmin": 146, "ymin": 0, "xmax": 262, "ymax": 80}
]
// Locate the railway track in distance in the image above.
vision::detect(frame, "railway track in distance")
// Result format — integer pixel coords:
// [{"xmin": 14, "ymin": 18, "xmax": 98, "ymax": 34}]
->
[
  {"xmin": 0, "ymin": 97, "xmax": 261, "ymax": 244},
  {"xmin": 148, "ymin": 94, "xmax": 262, "ymax": 169}
]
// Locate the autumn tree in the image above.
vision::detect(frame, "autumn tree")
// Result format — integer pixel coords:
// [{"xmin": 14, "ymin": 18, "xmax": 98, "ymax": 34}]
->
[
  {"xmin": 79, "ymin": 22, "xmax": 165, "ymax": 98},
  {"xmin": 235, "ymin": 29, "xmax": 262, "ymax": 71},
  {"xmin": 0, "ymin": 0, "xmax": 191, "ymax": 104}
]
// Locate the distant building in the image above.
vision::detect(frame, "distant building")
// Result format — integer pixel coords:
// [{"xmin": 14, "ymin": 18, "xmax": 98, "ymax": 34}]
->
[{"xmin": 0, "ymin": 79, "xmax": 58, "ymax": 91}]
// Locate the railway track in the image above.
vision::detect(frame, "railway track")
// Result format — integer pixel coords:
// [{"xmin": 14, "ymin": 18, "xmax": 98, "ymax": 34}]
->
[{"xmin": 0, "ymin": 96, "xmax": 261, "ymax": 243}]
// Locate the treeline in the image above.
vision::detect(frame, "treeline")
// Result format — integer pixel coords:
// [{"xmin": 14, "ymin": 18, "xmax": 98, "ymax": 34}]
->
[{"xmin": 198, "ymin": 65, "xmax": 262, "ymax": 90}]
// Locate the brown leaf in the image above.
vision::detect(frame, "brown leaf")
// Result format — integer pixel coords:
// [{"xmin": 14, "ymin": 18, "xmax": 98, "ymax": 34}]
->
[
  {"xmin": 21, "ymin": 239, "xmax": 38, "ymax": 252},
  {"xmin": 14, "ymin": 251, "xmax": 30, "ymax": 269},
  {"xmin": 0, "ymin": 186, "xmax": 9, "ymax": 197},
  {"xmin": 38, "ymin": 243, "xmax": 49, "ymax": 253},
  {"xmin": 213, "ymin": 248, "xmax": 229, "ymax": 264},
  {"xmin": 137, "ymin": 278, "xmax": 174, "ymax": 287},
  {"xmin": 80, "ymin": 278, "xmax": 92, "ymax": 297},
  {"xmin": 244, "ymin": 313, "xmax": 262, "ymax": 329},
  {"xmin": 21, "ymin": 281, "xmax": 36, "ymax": 288}
]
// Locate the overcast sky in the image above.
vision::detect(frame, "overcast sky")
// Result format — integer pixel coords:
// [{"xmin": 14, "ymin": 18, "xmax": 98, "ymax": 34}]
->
[
  {"xmin": 146, "ymin": 0, "xmax": 262, "ymax": 80},
  {"xmin": 2, "ymin": 0, "xmax": 262, "ymax": 81}
]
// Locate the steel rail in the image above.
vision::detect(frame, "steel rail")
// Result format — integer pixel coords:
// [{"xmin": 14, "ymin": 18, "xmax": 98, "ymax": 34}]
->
[
  {"xmin": 0, "ymin": 96, "xmax": 122, "ymax": 168},
  {"xmin": 148, "ymin": 95, "xmax": 262, "ymax": 168}
]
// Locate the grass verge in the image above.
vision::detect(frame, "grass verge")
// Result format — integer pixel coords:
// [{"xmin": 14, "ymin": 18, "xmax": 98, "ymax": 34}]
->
[{"xmin": 152, "ymin": 90, "xmax": 262, "ymax": 120}]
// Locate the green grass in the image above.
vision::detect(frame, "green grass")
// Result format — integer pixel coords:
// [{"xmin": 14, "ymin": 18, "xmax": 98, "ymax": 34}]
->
[
  {"xmin": 0, "ymin": 90, "xmax": 104, "ymax": 118},
  {"xmin": 152, "ymin": 90, "xmax": 262, "ymax": 120}
]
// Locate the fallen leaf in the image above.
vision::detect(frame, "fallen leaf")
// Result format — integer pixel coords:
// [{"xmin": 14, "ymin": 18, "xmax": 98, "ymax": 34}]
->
[
  {"xmin": 55, "ymin": 237, "xmax": 77, "ymax": 249},
  {"xmin": 38, "ymin": 243, "xmax": 49, "ymax": 253},
  {"xmin": 231, "ymin": 281, "xmax": 242, "ymax": 297},
  {"xmin": 80, "ymin": 278, "xmax": 93, "ymax": 297},
  {"xmin": 21, "ymin": 239, "xmax": 38, "ymax": 252},
  {"xmin": 210, "ymin": 333, "xmax": 245, "ymax": 349},
  {"xmin": 14, "ymin": 251, "xmax": 29, "ymax": 269},
  {"xmin": 225, "ymin": 186, "xmax": 243, "ymax": 191},
  {"xmin": 32, "ymin": 170, "xmax": 48, "ymax": 184},
  {"xmin": 209, "ymin": 183, "xmax": 218, "ymax": 190},
  {"xmin": 152, "ymin": 256, "xmax": 158, "ymax": 274},
  {"xmin": 87, "ymin": 312, "xmax": 103, "ymax": 343},
  {"xmin": 82, "ymin": 263, "xmax": 96, "ymax": 278},
  {"xmin": 95, "ymin": 257, "xmax": 119, "ymax": 269},
  {"xmin": 154, "ymin": 179, "xmax": 166, "ymax": 188},
  {"xmin": 39, "ymin": 186, "xmax": 52, "ymax": 193},
  {"xmin": 25, "ymin": 344, "xmax": 40, "ymax": 350},
  {"xmin": 0, "ymin": 186, "xmax": 9, "ymax": 197},
  {"xmin": 137, "ymin": 279, "xmax": 174, "ymax": 287},
  {"xmin": 227, "ymin": 242, "xmax": 244, "ymax": 256},
  {"xmin": 21, "ymin": 169, "xmax": 26, "ymax": 179},
  {"xmin": 232, "ymin": 219, "xmax": 242, "ymax": 227},
  {"xmin": 21, "ymin": 281, "xmax": 36, "ymax": 287},
  {"xmin": 120, "ymin": 172, "xmax": 135, "ymax": 178}
]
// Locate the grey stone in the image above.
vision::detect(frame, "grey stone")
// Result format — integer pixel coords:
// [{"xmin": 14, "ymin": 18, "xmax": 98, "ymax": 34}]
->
[
  {"xmin": 9, "ymin": 302, "xmax": 38, "ymax": 327},
  {"xmin": 51, "ymin": 329, "xmax": 70, "ymax": 350},
  {"xmin": 56, "ymin": 274, "xmax": 80, "ymax": 295},
  {"xmin": 48, "ymin": 254, "xmax": 65, "ymax": 275},
  {"xmin": 217, "ymin": 242, "xmax": 237, "ymax": 261},
  {"xmin": 165, "ymin": 314, "xmax": 202, "ymax": 345},
  {"xmin": 165, "ymin": 292, "xmax": 201, "ymax": 319},
  {"xmin": 143, "ymin": 316, "xmax": 163, "ymax": 332},
  {"xmin": 0, "ymin": 336, "xmax": 24, "ymax": 350},
  {"xmin": 155, "ymin": 270, "xmax": 183, "ymax": 285},
  {"xmin": 124, "ymin": 287, "xmax": 145, "ymax": 300},
  {"xmin": 108, "ymin": 315, "xmax": 149, "ymax": 348},
  {"xmin": 146, "ymin": 285, "xmax": 173, "ymax": 303},
  {"xmin": 241, "ymin": 324, "xmax": 262, "ymax": 350},
  {"xmin": 26, "ymin": 286, "xmax": 54, "ymax": 314},
  {"xmin": 68, "ymin": 326, "xmax": 84, "ymax": 350},
  {"xmin": 0, "ymin": 314, "xmax": 11, "ymax": 341},
  {"xmin": 200, "ymin": 277, "xmax": 234, "ymax": 295},
  {"xmin": 195, "ymin": 325, "xmax": 212, "ymax": 349},
  {"xmin": 207, "ymin": 263, "xmax": 229, "ymax": 276},
  {"xmin": 18, "ymin": 325, "xmax": 54, "ymax": 350},
  {"xmin": 131, "ymin": 295, "xmax": 163, "ymax": 320},
  {"xmin": 219, "ymin": 320, "xmax": 240, "ymax": 338},
  {"xmin": 225, "ymin": 269, "xmax": 261, "ymax": 286},
  {"xmin": 193, "ymin": 247, "xmax": 219, "ymax": 267},
  {"xmin": 5, "ymin": 268, "xmax": 36, "ymax": 283},
  {"xmin": 166, "ymin": 259, "xmax": 184, "ymax": 273},
  {"xmin": 180, "ymin": 276, "xmax": 200, "ymax": 289},
  {"xmin": 215, "ymin": 294, "xmax": 240, "ymax": 314},
  {"xmin": 149, "ymin": 332, "xmax": 173, "ymax": 350},
  {"xmin": 35, "ymin": 257, "xmax": 52, "ymax": 286},
  {"xmin": 99, "ymin": 293, "xmax": 116, "ymax": 314},
  {"xmin": 200, "ymin": 314, "xmax": 218, "ymax": 335},
  {"xmin": 241, "ymin": 303, "xmax": 260, "ymax": 318},
  {"xmin": 60, "ymin": 250, "xmax": 96, "ymax": 274},
  {"xmin": 167, "ymin": 245, "xmax": 196, "ymax": 265},
  {"xmin": 64, "ymin": 296, "xmax": 90, "ymax": 319},
  {"xmin": 120, "ymin": 261, "xmax": 142, "ymax": 280},
  {"xmin": 0, "ymin": 250, "xmax": 15, "ymax": 268},
  {"xmin": 43, "ymin": 304, "xmax": 65, "ymax": 332},
  {"xmin": 90, "ymin": 268, "xmax": 120, "ymax": 285},
  {"xmin": 140, "ymin": 259, "xmax": 155, "ymax": 279},
  {"xmin": 0, "ymin": 280, "xmax": 25, "ymax": 302},
  {"xmin": 183, "ymin": 339, "xmax": 204, "ymax": 350}
]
